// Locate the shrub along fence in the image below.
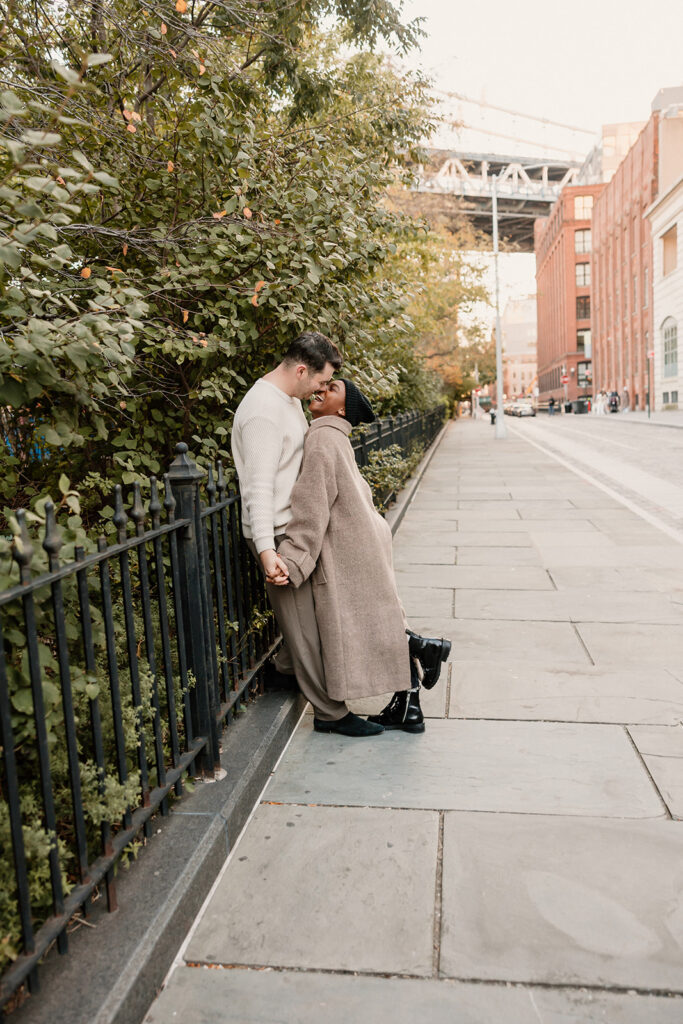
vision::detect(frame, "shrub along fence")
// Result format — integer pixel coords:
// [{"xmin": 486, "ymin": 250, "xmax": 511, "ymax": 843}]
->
[{"xmin": 0, "ymin": 405, "xmax": 445, "ymax": 1014}]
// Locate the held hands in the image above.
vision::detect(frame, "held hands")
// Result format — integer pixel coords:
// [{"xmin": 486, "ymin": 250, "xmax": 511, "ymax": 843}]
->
[{"xmin": 260, "ymin": 548, "xmax": 290, "ymax": 586}]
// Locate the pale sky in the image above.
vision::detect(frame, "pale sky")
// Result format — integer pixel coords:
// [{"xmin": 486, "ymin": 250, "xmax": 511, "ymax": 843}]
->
[{"xmin": 397, "ymin": 0, "xmax": 683, "ymax": 331}]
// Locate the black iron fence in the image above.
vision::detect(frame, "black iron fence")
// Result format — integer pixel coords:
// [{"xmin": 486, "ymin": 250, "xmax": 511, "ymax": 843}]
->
[{"xmin": 0, "ymin": 406, "xmax": 445, "ymax": 1013}]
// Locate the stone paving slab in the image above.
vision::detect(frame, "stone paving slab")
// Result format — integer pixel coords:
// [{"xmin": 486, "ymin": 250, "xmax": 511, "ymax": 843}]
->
[
  {"xmin": 409, "ymin": 618, "xmax": 589, "ymax": 664},
  {"xmin": 578, "ymin": 623, "xmax": 683, "ymax": 667},
  {"xmin": 144, "ymin": 967, "xmax": 683, "ymax": 1024},
  {"xmin": 399, "ymin": 586, "xmax": 454, "ymax": 618},
  {"xmin": 628, "ymin": 725, "xmax": 683, "ymax": 819},
  {"xmin": 185, "ymin": 804, "xmax": 438, "ymax": 975},
  {"xmin": 455, "ymin": 589, "xmax": 567, "ymax": 621},
  {"xmin": 541, "ymin": 544, "xmax": 683, "ymax": 569},
  {"xmin": 548, "ymin": 566, "xmax": 683, "ymax": 593},
  {"xmin": 440, "ymin": 813, "xmax": 683, "ymax": 991},
  {"xmin": 264, "ymin": 718, "xmax": 663, "ymax": 817},
  {"xmin": 393, "ymin": 545, "xmax": 456, "ymax": 566},
  {"xmin": 450, "ymin": 662, "xmax": 683, "ymax": 724},
  {"xmin": 455, "ymin": 545, "xmax": 544, "ymax": 566},
  {"xmin": 395, "ymin": 565, "xmax": 553, "ymax": 590}
]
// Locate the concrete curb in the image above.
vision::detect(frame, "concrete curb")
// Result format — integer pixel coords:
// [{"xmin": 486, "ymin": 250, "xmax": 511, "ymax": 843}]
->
[
  {"xmin": 14, "ymin": 692, "xmax": 306, "ymax": 1024},
  {"xmin": 13, "ymin": 423, "xmax": 450, "ymax": 1024}
]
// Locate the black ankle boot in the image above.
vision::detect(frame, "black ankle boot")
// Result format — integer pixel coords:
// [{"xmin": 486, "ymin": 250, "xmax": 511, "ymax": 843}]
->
[
  {"xmin": 406, "ymin": 630, "xmax": 451, "ymax": 690},
  {"xmin": 367, "ymin": 688, "xmax": 424, "ymax": 733}
]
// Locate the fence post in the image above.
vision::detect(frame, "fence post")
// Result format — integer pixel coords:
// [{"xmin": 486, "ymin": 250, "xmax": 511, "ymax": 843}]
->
[{"xmin": 167, "ymin": 443, "xmax": 219, "ymax": 777}]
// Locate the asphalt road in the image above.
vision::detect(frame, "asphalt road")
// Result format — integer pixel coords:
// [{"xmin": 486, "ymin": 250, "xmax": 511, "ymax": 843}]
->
[{"xmin": 507, "ymin": 412, "xmax": 683, "ymax": 535}]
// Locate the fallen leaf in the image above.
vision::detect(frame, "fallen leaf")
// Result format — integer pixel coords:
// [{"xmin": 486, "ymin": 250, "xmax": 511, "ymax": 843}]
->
[
  {"xmin": 122, "ymin": 243, "xmax": 128, "ymax": 256},
  {"xmin": 127, "ymin": 124, "xmax": 137, "ymax": 133},
  {"xmin": 200, "ymin": 338, "xmax": 208, "ymax": 347},
  {"xmin": 80, "ymin": 267, "xmax": 91, "ymax": 278},
  {"xmin": 56, "ymin": 175, "xmax": 65, "ymax": 185},
  {"xmin": 105, "ymin": 266, "xmax": 123, "ymax": 273},
  {"xmin": 160, "ymin": 21, "xmax": 167, "ymax": 34},
  {"xmin": 212, "ymin": 210, "xmax": 227, "ymax": 220},
  {"xmin": 120, "ymin": 401, "xmax": 127, "ymax": 409},
  {"xmin": 169, "ymin": 48, "xmax": 177, "ymax": 58},
  {"xmin": 250, "ymin": 294, "xmax": 258, "ymax": 306},
  {"xmin": 255, "ymin": 280, "xmax": 266, "ymax": 291},
  {"xmin": 243, "ymin": 207, "xmax": 252, "ymax": 219},
  {"xmin": 131, "ymin": 111, "xmax": 142, "ymax": 122},
  {"xmin": 167, "ymin": 160, "xmax": 174, "ymax": 173},
  {"xmin": 274, "ymin": 218, "xmax": 281, "ymax": 225},
  {"xmin": 199, "ymin": 64, "xmax": 206, "ymax": 75},
  {"xmin": 191, "ymin": 48, "xmax": 200, "ymax": 58},
  {"xmin": 182, "ymin": 309, "xmax": 189, "ymax": 323},
  {"xmin": 123, "ymin": 109, "xmax": 133, "ymax": 121},
  {"xmin": 175, "ymin": 0, "xmax": 187, "ymax": 11}
]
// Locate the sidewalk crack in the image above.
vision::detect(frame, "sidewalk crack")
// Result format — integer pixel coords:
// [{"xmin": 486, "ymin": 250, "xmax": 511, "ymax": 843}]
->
[{"xmin": 432, "ymin": 811, "xmax": 445, "ymax": 978}]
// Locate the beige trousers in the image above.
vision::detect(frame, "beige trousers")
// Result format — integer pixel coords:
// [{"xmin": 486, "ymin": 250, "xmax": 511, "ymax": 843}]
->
[{"xmin": 246, "ymin": 538, "xmax": 348, "ymax": 722}]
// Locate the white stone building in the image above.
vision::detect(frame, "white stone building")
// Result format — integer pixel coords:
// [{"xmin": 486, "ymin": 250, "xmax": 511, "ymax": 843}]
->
[{"xmin": 647, "ymin": 175, "xmax": 683, "ymax": 410}]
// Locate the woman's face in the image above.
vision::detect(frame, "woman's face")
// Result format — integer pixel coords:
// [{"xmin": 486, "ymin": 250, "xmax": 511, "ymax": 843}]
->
[{"xmin": 310, "ymin": 379, "xmax": 346, "ymax": 419}]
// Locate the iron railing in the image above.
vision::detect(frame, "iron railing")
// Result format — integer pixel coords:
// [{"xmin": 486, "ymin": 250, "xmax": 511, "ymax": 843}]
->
[{"xmin": 0, "ymin": 406, "xmax": 444, "ymax": 1013}]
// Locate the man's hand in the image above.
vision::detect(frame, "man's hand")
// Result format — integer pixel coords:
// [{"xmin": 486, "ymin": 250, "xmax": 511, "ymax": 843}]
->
[{"xmin": 260, "ymin": 548, "xmax": 289, "ymax": 585}]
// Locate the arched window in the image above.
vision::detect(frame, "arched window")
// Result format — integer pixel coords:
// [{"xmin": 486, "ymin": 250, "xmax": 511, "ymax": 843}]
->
[{"xmin": 662, "ymin": 317, "xmax": 678, "ymax": 378}]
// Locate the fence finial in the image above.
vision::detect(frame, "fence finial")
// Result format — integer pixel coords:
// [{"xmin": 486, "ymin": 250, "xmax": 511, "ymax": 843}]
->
[
  {"xmin": 42, "ymin": 500, "xmax": 63, "ymax": 570},
  {"xmin": 113, "ymin": 485, "xmax": 129, "ymax": 543},
  {"xmin": 207, "ymin": 465, "xmax": 216, "ymax": 505},
  {"xmin": 162, "ymin": 474, "xmax": 176, "ymax": 521},
  {"xmin": 149, "ymin": 477, "xmax": 162, "ymax": 528},
  {"xmin": 130, "ymin": 482, "xmax": 146, "ymax": 536},
  {"xmin": 12, "ymin": 509, "xmax": 33, "ymax": 584},
  {"xmin": 167, "ymin": 442, "xmax": 205, "ymax": 483}
]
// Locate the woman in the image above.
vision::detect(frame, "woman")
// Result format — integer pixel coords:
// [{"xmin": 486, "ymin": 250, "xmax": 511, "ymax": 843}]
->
[{"xmin": 275, "ymin": 378, "xmax": 451, "ymax": 734}]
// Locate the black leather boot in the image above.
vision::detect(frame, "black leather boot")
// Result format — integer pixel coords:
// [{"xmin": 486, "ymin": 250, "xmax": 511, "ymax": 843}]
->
[
  {"xmin": 406, "ymin": 629, "xmax": 451, "ymax": 690},
  {"xmin": 367, "ymin": 662, "xmax": 425, "ymax": 733}
]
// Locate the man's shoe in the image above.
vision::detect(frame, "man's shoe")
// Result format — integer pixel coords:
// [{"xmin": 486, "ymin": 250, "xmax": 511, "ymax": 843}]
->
[
  {"xmin": 313, "ymin": 712, "xmax": 384, "ymax": 737},
  {"xmin": 368, "ymin": 689, "xmax": 425, "ymax": 733},
  {"xmin": 406, "ymin": 630, "xmax": 451, "ymax": 690}
]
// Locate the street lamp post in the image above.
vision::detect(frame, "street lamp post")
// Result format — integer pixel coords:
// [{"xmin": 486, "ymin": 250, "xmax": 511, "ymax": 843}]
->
[{"xmin": 491, "ymin": 174, "xmax": 507, "ymax": 439}]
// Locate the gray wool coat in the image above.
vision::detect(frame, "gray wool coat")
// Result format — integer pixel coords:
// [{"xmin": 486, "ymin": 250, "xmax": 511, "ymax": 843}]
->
[{"xmin": 277, "ymin": 415, "xmax": 411, "ymax": 701}]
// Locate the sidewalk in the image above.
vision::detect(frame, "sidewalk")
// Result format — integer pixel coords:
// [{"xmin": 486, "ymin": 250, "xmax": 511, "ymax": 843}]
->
[{"xmin": 145, "ymin": 419, "xmax": 683, "ymax": 1023}]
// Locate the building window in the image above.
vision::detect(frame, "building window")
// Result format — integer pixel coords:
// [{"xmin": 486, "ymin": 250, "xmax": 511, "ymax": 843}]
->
[
  {"xmin": 575, "ymin": 262, "xmax": 591, "ymax": 286},
  {"xmin": 673, "ymin": 391, "xmax": 680, "ymax": 405},
  {"xmin": 577, "ymin": 362, "xmax": 592, "ymax": 387},
  {"xmin": 576, "ymin": 296, "xmax": 590, "ymax": 320},
  {"xmin": 644, "ymin": 266, "xmax": 649, "ymax": 307},
  {"xmin": 663, "ymin": 392, "xmax": 670, "ymax": 404},
  {"xmin": 663, "ymin": 225, "xmax": 678, "ymax": 276},
  {"xmin": 575, "ymin": 229, "xmax": 591, "ymax": 253},
  {"xmin": 576, "ymin": 329, "xmax": 592, "ymax": 357},
  {"xmin": 663, "ymin": 317, "xmax": 678, "ymax": 378},
  {"xmin": 574, "ymin": 196, "xmax": 594, "ymax": 220}
]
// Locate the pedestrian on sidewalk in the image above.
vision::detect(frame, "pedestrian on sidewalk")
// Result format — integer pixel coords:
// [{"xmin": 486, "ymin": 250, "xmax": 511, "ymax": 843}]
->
[
  {"xmin": 274, "ymin": 378, "xmax": 451, "ymax": 735},
  {"xmin": 232, "ymin": 332, "xmax": 383, "ymax": 738},
  {"xmin": 548, "ymin": 395, "xmax": 556, "ymax": 416}
]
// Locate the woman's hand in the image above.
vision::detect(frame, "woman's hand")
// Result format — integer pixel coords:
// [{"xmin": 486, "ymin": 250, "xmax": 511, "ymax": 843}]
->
[{"xmin": 260, "ymin": 548, "xmax": 290, "ymax": 585}]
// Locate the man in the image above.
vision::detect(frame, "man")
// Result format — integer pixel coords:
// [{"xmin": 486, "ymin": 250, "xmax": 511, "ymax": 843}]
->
[{"xmin": 231, "ymin": 331, "xmax": 383, "ymax": 737}]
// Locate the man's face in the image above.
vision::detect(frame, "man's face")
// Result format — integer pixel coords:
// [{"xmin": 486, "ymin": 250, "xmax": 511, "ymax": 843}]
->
[{"xmin": 295, "ymin": 362, "xmax": 337, "ymax": 400}]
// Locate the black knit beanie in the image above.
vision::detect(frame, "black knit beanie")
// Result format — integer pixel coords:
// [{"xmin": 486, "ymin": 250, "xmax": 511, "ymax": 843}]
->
[{"xmin": 341, "ymin": 379, "xmax": 376, "ymax": 427}]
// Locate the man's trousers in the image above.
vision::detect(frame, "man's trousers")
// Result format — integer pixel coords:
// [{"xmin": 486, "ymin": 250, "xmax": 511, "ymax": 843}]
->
[{"xmin": 246, "ymin": 539, "xmax": 348, "ymax": 722}]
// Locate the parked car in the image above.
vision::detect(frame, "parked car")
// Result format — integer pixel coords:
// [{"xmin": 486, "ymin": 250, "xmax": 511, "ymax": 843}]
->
[{"xmin": 509, "ymin": 400, "xmax": 536, "ymax": 417}]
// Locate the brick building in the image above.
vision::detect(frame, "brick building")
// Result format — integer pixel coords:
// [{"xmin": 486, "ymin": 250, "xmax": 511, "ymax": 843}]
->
[
  {"xmin": 534, "ymin": 184, "xmax": 605, "ymax": 407},
  {"xmin": 592, "ymin": 90, "xmax": 683, "ymax": 410}
]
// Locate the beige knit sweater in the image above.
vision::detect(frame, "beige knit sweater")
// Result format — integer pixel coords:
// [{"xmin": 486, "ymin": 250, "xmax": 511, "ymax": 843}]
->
[{"xmin": 231, "ymin": 378, "xmax": 308, "ymax": 553}]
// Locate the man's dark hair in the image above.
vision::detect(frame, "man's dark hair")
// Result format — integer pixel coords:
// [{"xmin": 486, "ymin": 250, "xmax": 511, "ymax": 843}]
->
[{"xmin": 282, "ymin": 331, "xmax": 342, "ymax": 372}]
